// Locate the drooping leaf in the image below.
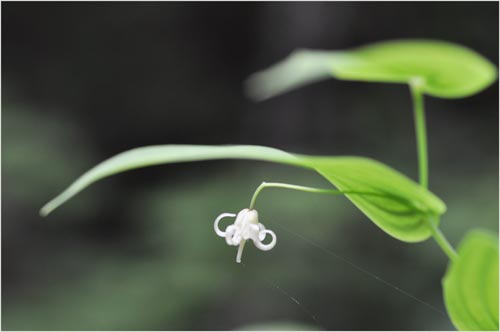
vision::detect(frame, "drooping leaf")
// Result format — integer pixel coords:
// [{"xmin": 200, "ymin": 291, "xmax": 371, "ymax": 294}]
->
[
  {"xmin": 245, "ymin": 39, "xmax": 498, "ymax": 100},
  {"xmin": 443, "ymin": 230, "xmax": 499, "ymax": 331},
  {"xmin": 306, "ymin": 156, "xmax": 445, "ymax": 242},
  {"xmin": 40, "ymin": 145, "xmax": 445, "ymax": 242}
]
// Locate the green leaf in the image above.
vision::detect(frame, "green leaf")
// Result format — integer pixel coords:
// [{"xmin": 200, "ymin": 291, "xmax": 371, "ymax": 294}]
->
[
  {"xmin": 245, "ymin": 39, "xmax": 498, "ymax": 100},
  {"xmin": 305, "ymin": 156, "xmax": 445, "ymax": 242},
  {"xmin": 443, "ymin": 230, "xmax": 499, "ymax": 331},
  {"xmin": 40, "ymin": 145, "xmax": 445, "ymax": 242},
  {"xmin": 39, "ymin": 145, "xmax": 304, "ymax": 217}
]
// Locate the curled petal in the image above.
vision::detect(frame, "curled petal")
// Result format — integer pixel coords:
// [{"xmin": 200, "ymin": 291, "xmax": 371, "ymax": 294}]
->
[
  {"xmin": 232, "ymin": 234, "xmax": 242, "ymax": 245},
  {"xmin": 254, "ymin": 229, "xmax": 277, "ymax": 251},
  {"xmin": 214, "ymin": 213, "xmax": 236, "ymax": 237},
  {"xmin": 258, "ymin": 223, "xmax": 266, "ymax": 241},
  {"xmin": 225, "ymin": 225, "xmax": 236, "ymax": 245}
]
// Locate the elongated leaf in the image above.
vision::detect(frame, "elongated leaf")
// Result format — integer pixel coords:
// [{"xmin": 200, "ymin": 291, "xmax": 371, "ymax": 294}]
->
[
  {"xmin": 40, "ymin": 145, "xmax": 445, "ymax": 242},
  {"xmin": 39, "ymin": 145, "xmax": 304, "ymax": 217},
  {"xmin": 443, "ymin": 230, "xmax": 499, "ymax": 331},
  {"xmin": 246, "ymin": 39, "xmax": 498, "ymax": 100}
]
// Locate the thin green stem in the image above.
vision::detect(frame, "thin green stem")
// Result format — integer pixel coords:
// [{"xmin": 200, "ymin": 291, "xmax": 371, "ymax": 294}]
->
[
  {"xmin": 249, "ymin": 182, "xmax": 399, "ymax": 210},
  {"xmin": 250, "ymin": 182, "xmax": 342, "ymax": 209},
  {"xmin": 427, "ymin": 219, "xmax": 458, "ymax": 261},
  {"xmin": 410, "ymin": 80, "xmax": 429, "ymax": 189},
  {"xmin": 410, "ymin": 79, "xmax": 456, "ymax": 260}
]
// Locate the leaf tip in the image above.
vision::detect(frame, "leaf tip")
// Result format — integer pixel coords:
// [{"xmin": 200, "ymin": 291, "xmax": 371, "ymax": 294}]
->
[
  {"xmin": 39, "ymin": 200, "xmax": 58, "ymax": 217},
  {"xmin": 39, "ymin": 206, "xmax": 51, "ymax": 218},
  {"xmin": 243, "ymin": 73, "xmax": 272, "ymax": 102},
  {"xmin": 244, "ymin": 49, "xmax": 335, "ymax": 102}
]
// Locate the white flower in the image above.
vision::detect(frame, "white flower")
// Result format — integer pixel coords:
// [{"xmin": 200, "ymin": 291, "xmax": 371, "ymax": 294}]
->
[{"xmin": 214, "ymin": 208, "xmax": 277, "ymax": 263}]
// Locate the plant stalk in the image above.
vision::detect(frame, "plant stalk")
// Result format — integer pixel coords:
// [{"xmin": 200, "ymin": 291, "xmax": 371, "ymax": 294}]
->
[
  {"xmin": 249, "ymin": 182, "xmax": 344, "ymax": 209},
  {"xmin": 410, "ymin": 80, "xmax": 429, "ymax": 189},
  {"xmin": 427, "ymin": 219, "xmax": 458, "ymax": 260},
  {"xmin": 249, "ymin": 182, "xmax": 404, "ymax": 210},
  {"xmin": 410, "ymin": 80, "xmax": 456, "ymax": 260}
]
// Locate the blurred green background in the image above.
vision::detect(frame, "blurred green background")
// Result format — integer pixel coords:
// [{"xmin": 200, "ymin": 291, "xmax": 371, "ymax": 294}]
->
[{"xmin": 2, "ymin": 2, "xmax": 498, "ymax": 330}]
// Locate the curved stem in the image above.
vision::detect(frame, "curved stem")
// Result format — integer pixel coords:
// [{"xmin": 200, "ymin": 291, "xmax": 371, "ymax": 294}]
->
[
  {"xmin": 249, "ymin": 182, "xmax": 401, "ymax": 210},
  {"xmin": 410, "ymin": 80, "xmax": 429, "ymax": 189},
  {"xmin": 250, "ymin": 182, "xmax": 339, "ymax": 209}
]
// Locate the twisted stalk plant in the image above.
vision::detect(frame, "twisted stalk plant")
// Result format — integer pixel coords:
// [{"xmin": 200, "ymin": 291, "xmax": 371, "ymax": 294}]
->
[{"xmin": 41, "ymin": 40, "xmax": 498, "ymax": 330}]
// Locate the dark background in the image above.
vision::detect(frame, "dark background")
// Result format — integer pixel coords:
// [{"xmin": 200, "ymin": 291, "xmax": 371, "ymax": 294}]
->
[{"xmin": 2, "ymin": 2, "xmax": 498, "ymax": 330}]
